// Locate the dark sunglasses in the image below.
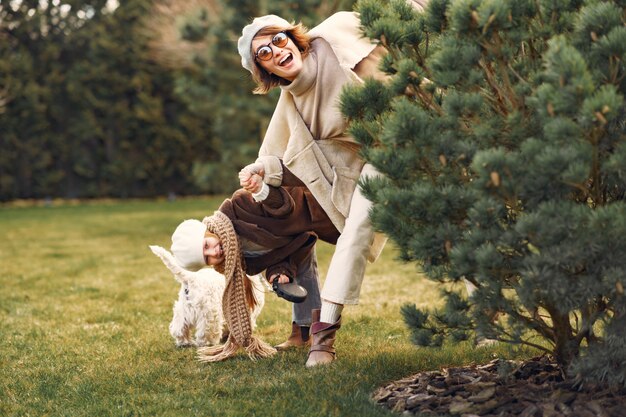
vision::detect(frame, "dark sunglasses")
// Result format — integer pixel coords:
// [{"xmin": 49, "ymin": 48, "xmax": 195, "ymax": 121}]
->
[{"xmin": 255, "ymin": 32, "xmax": 289, "ymax": 61}]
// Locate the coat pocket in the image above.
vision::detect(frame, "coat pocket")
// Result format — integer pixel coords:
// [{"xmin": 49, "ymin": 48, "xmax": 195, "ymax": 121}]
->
[{"xmin": 331, "ymin": 166, "xmax": 360, "ymax": 218}]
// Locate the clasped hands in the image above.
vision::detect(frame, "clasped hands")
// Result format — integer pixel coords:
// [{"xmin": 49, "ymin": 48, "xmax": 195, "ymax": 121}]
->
[{"xmin": 238, "ymin": 162, "xmax": 264, "ymax": 194}]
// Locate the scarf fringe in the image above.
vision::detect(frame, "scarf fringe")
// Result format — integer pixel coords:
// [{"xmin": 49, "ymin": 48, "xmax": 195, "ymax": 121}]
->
[
  {"xmin": 196, "ymin": 338, "xmax": 240, "ymax": 363},
  {"xmin": 245, "ymin": 337, "xmax": 277, "ymax": 360},
  {"xmin": 196, "ymin": 337, "xmax": 277, "ymax": 363}
]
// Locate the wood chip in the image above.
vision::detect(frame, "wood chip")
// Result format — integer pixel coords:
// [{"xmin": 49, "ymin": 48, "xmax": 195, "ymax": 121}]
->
[
  {"xmin": 449, "ymin": 400, "xmax": 473, "ymax": 414},
  {"xmin": 374, "ymin": 356, "xmax": 626, "ymax": 416},
  {"xmin": 467, "ymin": 386, "xmax": 496, "ymax": 403}
]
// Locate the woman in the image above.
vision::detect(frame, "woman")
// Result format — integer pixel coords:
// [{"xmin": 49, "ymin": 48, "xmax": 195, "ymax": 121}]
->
[{"xmin": 236, "ymin": 11, "xmax": 394, "ymax": 367}]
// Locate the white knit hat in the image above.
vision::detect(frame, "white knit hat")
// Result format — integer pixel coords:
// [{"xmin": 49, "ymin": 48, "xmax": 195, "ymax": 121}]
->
[
  {"xmin": 237, "ymin": 14, "xmax": 291, "ymax": 73},
  {"xmin": 171, "ymin": 219, "xmax": 207, "ymax": 271}
]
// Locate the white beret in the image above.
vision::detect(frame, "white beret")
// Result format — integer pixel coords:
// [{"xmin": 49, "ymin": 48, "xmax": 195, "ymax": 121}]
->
[{"xmin": 171, "ymin": 219, "xmax": 206, "ymax": 271}]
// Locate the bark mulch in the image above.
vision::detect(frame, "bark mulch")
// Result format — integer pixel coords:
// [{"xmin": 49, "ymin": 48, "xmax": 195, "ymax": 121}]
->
[{"xmin": 372, "ymin": 356, "xmax": 625, "ymax": 417}]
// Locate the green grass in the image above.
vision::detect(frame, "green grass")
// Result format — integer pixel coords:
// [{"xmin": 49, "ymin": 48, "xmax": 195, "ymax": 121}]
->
[{"xmin": 0, "ymin": 197, "xmax": 531, "ymax": 416}]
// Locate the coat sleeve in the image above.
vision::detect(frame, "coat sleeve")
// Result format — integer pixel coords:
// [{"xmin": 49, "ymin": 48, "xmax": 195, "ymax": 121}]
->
[
  {"xmin": 310, "ymin": 5, "xmax": 429, "ymax": 80},
  {"xmin": 308, "ymin": 12, "xmax": 377, "ymax": 71},
  {"xmin": 256, "ymin": 155, "xmax": 283, "ymax": 187},
  {"xmin": 256, "ymin": 91, "xmax": 295, "ymax": 187},
  {"xmin": 265, "ymin": 233, "xmax": 317, "ymax": 280},
  {"xmin": 256, "ymin": 155, "xmax": 307, "ymax": 188},
  {"xmin": 408, "ymin": 0, "xmax": 429, "ymax": 11}
]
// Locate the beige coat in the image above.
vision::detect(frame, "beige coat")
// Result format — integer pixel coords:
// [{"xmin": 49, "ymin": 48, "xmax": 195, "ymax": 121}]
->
[{"xmin": 256, "ymin": 11, "xmax": 386, "ymax": 261}]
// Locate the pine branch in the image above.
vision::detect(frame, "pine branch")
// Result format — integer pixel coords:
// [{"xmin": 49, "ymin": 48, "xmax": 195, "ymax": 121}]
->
[
  {"xmin": 609, "ymin": 55, "xmax": 624, "ymax": 85},
  {"xmin": 496, "ymin": 330, "xmax": 554, "ymax": 354},
  {"xmin": 562, "ymin": 180, "xmax": 591, "ymax": 199},
  {"xmin": 507, "ymin": 62, "xmax": 530, "ymax": 86},
  {"xmin": 478, "ymin": 85, "xmax": 508, "ymax": 116},
  {"xmin": 490, "ymin": 31, "xmax": 522, "ymax": 111},
  {"xmin": 505, "ymin": 305, "xmax": 556, "ymax": 343},
  {"xmin": 408, "ymin": 83, "xmax": 443, "ymax": 115},
  {"xmin": 478, "ymin": 60, "xmax": 511, "ymax": 116},
  {"xmin": 589, "ymin": 126, "xmax": 605, "ymax": 207}
]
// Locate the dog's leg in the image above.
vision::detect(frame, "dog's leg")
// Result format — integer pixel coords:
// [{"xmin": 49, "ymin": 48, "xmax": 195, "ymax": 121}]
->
[
  {"xmin": 194, "ymin": 315, "xmax": 208, "ymax": 347},
  {"xmin": 194, "ymin": 308, "xmax": 223, "ymax": 347},
  {"xmin": 170, "ymin": 299, "xmax": 193, "ymax": 347},
  {"xmin": 203, "ymin": 309, "xmax": 223, "ymax": 347}
]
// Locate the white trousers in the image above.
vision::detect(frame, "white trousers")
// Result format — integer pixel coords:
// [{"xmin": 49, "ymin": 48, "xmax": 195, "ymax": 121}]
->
[{"xmin": 321, "ymin": 164, "xmax": 379, "ymax": 305}]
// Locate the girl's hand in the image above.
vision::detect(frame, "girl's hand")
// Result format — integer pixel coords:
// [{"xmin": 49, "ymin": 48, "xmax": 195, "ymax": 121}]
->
[{"xmin": 269, "ymin": 273, "xmax": 290, "ymax": 284}]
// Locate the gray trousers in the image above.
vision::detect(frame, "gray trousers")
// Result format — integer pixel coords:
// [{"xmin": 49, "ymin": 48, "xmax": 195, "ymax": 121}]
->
[{"xmin": 292, "ymin": 247, "xmax": 322, "ymax": 326}]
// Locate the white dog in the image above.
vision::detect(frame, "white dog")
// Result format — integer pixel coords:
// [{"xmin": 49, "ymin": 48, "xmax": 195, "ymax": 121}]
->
[{"xmin": 149, "ymin": 245, "xmax": 265, "ymax": 348}]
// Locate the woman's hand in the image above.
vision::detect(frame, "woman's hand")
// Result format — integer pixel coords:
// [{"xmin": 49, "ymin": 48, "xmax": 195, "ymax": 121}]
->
[
  {"xmin": 239, "ymin": 163, "xmax": 264, "ymax": 179},
  {"xmin": 269, "ymin": 273, "xmax": 290, "ymax": 284}
]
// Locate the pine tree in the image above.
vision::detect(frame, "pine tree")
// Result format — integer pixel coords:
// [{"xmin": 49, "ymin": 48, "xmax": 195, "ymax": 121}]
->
[
  {"xmin": 342, "ymin": 0, "xmax": 626, "ymax": 387},
  {"xmin": 0, "ymin": 0, "xmax": 210, "ymax": 199},
  {"xmin": 0, "ymin": 0, "xmax": 78, "ymax": 199},
  {"xmin": 64, "ymin": 0, "xmax": 210, "ymax": 198}
]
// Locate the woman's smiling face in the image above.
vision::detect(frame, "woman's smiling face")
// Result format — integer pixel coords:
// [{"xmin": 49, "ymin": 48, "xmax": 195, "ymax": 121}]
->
[{"xmin": 251, "ymin": 31, "xmax": 303, "ymax": 81}]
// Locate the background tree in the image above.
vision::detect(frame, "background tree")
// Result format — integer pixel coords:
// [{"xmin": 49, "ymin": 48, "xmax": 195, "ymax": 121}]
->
[
  {"xmin": 342, "ymin": 0, "xmax": 626, "ymax": 387},
  {"xmin": 0, "ymin": 0, "xmax": 211, "ymax": 200},
  {"xmin": 0, "ymin": 0, "xmax": 359, "ymax": 200}
]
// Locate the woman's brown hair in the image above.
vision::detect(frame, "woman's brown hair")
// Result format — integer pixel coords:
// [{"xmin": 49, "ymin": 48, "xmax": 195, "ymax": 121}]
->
[{"xmin": 251, "ymin": 23, "xmax": 311, "ymax": 94}]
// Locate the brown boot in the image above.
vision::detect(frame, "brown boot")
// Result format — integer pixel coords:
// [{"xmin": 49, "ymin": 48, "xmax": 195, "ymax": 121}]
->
[
  {"xmin": 305, "ymin": 309, "xmax": 341, "ymax": 367},
  {"xmin": 275, "ymin": 322, "xmax": 310, "ymax": 351}
]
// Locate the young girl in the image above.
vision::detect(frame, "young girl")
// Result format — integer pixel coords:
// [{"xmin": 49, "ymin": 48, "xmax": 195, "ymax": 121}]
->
[{"xmin": 169, "ymin": 176, "xmax": 340, "ymax": 360}]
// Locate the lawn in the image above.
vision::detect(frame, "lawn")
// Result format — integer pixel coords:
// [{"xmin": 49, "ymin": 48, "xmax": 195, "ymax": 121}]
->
[{"xmin": 0, "ymin": 197, "xmax": 527, "ymax": 416}]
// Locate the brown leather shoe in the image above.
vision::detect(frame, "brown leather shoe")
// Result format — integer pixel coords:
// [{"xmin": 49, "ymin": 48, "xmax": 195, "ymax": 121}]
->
[
  {"xmin": 275, "ymin": 322, "xmax": 310, "ymax": 351},
  {"xmin": 305, "ymin": 309, "xmax": 341, "ymax": 367}
]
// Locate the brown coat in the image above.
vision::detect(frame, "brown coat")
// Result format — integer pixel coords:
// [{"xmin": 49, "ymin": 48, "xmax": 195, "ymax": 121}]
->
[{"xmin": 218, "ymin": 181, "xmax": 339, "ymax": 280}]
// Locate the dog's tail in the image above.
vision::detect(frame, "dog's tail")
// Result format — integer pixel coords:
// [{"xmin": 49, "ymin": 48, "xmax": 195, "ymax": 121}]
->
[{"xmin": 149, "ymin": 245, "xmax": 190, "ymax": 285}]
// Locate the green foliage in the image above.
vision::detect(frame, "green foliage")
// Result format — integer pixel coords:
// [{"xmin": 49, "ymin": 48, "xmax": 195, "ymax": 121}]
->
[
  {"xmin": 0, "ymin": 0, "xmax": 364, "ymax": 201},
  {"xmin": 349, "ymin": 0, "xmax": 626, "ymax": 387},
  {"xmin": 402, "ymin": 289, "xmax": 473, "ymax": 346},
  {"xmin": 162, "ymin": 0, "xmax": 267, "ymax": 194},
  {"xmin": 0, "ymin": 0, "xmax": 361, "ymax": 199},
  {"xmin": 0, "ymin": 1, "xmax": 210, "ymax": 200}
]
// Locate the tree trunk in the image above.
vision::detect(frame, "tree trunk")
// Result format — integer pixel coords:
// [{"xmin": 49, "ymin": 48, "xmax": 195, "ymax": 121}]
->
[{"xmin": 550, "ymin": 308, "xmax": 579, "ymax": 372}]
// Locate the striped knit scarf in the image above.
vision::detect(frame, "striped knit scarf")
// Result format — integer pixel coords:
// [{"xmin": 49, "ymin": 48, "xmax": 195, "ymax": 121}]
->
[{"xmin": 196, "ymin": 211, "xmax": 276, "ymax": 362}]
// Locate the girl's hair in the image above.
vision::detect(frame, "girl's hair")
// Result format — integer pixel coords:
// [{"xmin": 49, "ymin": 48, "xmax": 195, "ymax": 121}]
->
[
  {"xmin": 205, "ymin": 224, "xmax": 255, "ymax": 308},
  {"xmin": 251, "ymin": 23, "xmax": 311, "ymax": 95},
  {"xmin": 205, "ymin": 230, "xmax": 219, "ymax": 239}
]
